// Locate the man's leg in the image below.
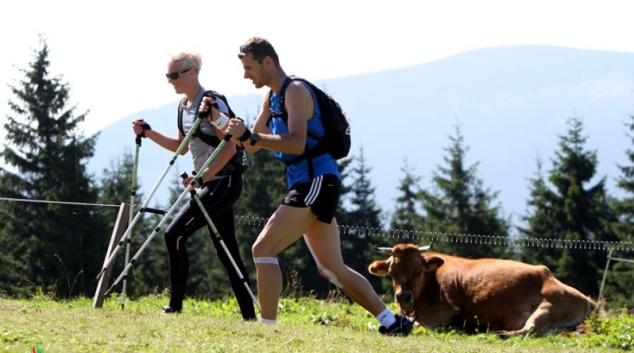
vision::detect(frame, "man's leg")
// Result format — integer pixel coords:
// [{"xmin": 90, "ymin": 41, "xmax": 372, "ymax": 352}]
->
[
  {"xmin": 303, "ymin": 219, "xmax": 387, "ymax": 316},
  {"xmin": 304, "ymin": 220, "xmax": 414, "ymax": 335},
  {"xmin": 252, "ymin": 205, "xmax": 315, "ymax": 321}
]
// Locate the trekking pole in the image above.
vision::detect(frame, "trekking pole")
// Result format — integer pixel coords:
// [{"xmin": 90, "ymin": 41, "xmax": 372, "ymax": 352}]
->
[
  {"xmin": 104, "ymin": 134, "xmax": 233, "ymax": 296},
  {"xmin": 120, "ymin": 130, "xmax": 142, "ymax": 310},
  {"xmin": 97, "ymin": 103, "xmax": 211, "ymax": 280},
  {"xmin": 180, "ymin": 171, "xmax": 261, "ymax": 311}
]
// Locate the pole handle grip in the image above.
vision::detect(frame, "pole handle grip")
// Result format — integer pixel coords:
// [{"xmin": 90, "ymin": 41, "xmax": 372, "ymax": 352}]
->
[
  {"xmin": 179, "ymin": 171, "xmax": 196, "ymax": 197},
  {"xmin": 135, "ymin": 119, "xmax": 144, "ymax": 145}
]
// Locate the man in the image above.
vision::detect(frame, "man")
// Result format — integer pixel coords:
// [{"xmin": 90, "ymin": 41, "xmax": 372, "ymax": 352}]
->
[
  {"xmin": 204, "ymin": 37, "xmax": 414, "ymax": 335},
  {"xmin": 132, "ymin": 51, "xmax": 256, "ymax": 320}
]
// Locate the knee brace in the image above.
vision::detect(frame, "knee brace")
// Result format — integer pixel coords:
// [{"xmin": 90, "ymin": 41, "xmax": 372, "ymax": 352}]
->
[
  {"xmin": 319, "ymin": 266, "xmax": 343, "ymax": 289},
  {"xmin": 253, "ymin": 257, "xmax": 279, "ymax": 265},
  {"xmin": 303, "ymin": 235, "xmax": 343, "ymax": 289}
]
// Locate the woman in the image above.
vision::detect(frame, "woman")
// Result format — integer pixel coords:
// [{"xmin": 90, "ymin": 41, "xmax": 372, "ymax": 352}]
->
[{"xmin": 132, "ymin": 51, "xmax": 255, "ymax": 320}]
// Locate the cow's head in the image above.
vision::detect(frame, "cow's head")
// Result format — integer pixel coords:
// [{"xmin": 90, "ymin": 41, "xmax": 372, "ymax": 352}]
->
[{"xmin": 368, "ymin": 243, "xmax": 444, "ymax": 316}]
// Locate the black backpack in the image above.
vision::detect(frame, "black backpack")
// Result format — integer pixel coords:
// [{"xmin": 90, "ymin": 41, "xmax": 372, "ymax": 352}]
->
[
  {"xmin": 267, "ymin": 77, "xmax": 351, "ymax": 162},
  {"xmin": 178, "ymin": 90, "xmax": 248, "ymax": 176}
]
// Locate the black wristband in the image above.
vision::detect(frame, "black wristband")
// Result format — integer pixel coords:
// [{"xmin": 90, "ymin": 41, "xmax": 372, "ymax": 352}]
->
[
  {"xmin": 238, "ymin": 128, "xmax": 252, "ymax": 142},
  {"xmin": 140, "ymin": 122, "xmax": 152, "ymax": 138}
]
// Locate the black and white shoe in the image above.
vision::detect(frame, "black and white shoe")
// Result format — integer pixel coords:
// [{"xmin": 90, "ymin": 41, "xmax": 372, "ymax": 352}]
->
[
  {"xmin": 161, "ymin": 306, "xmax": 180, "ymax": 314},
  {"xmin": 379, "ymin": 315, "xmax": 415, "ymax": 336}
]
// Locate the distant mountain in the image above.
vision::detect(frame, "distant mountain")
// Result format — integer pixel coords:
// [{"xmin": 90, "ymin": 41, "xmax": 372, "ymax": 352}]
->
[{"xmin": 89, "ymin": 46, "xmax": 634, "ymax": 228}]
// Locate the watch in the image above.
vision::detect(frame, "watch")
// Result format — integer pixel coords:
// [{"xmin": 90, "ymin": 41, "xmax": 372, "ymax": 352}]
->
[{"xmin": 250, "ymin": 132, "xmax": 261, "ymax": 146}]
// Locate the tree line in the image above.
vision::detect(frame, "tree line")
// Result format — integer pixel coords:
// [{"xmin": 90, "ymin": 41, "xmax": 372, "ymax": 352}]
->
[{"xmin": 1, "ymin": 38, "xmax": 632, "ymax": 311}]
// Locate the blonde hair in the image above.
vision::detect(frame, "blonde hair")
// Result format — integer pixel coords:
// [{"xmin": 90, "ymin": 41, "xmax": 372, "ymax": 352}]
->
[{"xmin": 169, "ymin": 51, "xmax": 202, "ymax": 72}]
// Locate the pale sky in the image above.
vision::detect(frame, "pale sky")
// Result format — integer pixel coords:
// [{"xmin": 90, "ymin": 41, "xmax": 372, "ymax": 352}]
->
[{"xmin": 1, "ymin": 0, "xmax": 634, "ymax": 146}]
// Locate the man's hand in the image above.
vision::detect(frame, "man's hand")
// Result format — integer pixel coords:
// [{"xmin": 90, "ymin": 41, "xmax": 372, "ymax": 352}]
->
[{"xmin": 226, "ymin": 118, "xmax": 248, "ymax": 141}]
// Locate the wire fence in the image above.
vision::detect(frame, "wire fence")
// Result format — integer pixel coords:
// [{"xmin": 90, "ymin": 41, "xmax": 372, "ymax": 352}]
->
[
  {"xmin": 2, "ymin": 197, "xmax": 633, "ymax": 251},
  {"xmin": 235, "ymin": 215, "xmax": 634, "ymax": 252}
]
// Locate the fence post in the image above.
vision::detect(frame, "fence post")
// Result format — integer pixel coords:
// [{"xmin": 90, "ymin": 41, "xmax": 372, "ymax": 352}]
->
[
  {"xmin": 93, "ymin": 202, "xmax": 130, "ymax": 308},
  {"xmin": 597, "ymin": 248, "xmax": 613, "ymax": 312}
]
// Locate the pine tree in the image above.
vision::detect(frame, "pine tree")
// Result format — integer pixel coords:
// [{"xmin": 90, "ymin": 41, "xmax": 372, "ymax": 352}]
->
[
  {"xmin": 518, "ymin": 158, "xmax": 561, "ymax": 265},
  {"xmin": 600, "ymin": 115, "xmax": 634, "ymax": 309},
  {"xmin": 0, "ymin": 36, "xmax": 105, "ymax": 297},
  {"xmin": 419, "ymin": 125, "xmax": 510, "ymax": 258},
  {"xmin": 0, "ymin": 169, "xmax": 31, "ymax": 296},
  {"xmin": 340, "ymin": 147, "xmax": 386, "ymax": 291},
  {"xmin": 520, "ymin": 117, "xmax": 618, "ymax": 299},
  {"xmin": 390, "ymin": 159, "xmax": 426, "ymax": 239}
]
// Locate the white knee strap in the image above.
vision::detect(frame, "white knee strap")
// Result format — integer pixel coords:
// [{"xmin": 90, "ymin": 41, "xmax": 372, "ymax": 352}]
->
[
  {"xmin": 303, "ymin": 234, "xmax": 343, "ymax": 289},
  {"xmin": 254, "ymin": 257, "xmax": 279, "ymax": 265},
  {"xmin": 320, "ymin": 267, "xmax": 343, "ymax": 289}
]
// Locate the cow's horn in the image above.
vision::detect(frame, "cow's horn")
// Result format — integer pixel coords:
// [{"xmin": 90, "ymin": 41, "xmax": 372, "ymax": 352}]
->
[
  {"xmin": 418, "ymin": 243, "xmax": 433, "ymax": 252},
  {"xmin": 374, "ymin": 246, "xmax": 393, "ymax": 254}
]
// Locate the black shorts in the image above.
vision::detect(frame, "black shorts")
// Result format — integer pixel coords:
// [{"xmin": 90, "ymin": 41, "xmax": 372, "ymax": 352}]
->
[{"xmin": 282, "ymin": 174, "xmax": 341, "ymax": 223}]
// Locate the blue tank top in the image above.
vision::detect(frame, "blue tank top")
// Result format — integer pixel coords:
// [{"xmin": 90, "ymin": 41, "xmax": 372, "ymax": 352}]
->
[{"xmin": 269, "ymin": 77, "xmax": 341, "ymax": 188}]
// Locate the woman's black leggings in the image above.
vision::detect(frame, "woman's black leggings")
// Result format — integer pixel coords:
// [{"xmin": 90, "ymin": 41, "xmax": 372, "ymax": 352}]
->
[{"xmin": 164, "ymin": 175, "xmax": 256, "ymax": 320}]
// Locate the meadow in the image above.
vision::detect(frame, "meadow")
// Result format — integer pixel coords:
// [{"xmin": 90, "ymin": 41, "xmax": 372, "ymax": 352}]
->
[{"xmin": 1, "ymin": 293, "xmax": 632, "ymax": 353}]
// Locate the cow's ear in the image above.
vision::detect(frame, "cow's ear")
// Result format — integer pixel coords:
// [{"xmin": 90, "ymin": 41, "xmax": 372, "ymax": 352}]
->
[
  {"xmin": 368, "ymin": 260, "xmax": 390, "ymax": 277},
  {"xmin": 424, "ymin": 256, "xmax": 445, "ymax": 272}
]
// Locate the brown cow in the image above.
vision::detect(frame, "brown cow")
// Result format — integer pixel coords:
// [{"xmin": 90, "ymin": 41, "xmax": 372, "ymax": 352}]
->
[{"xmin": 368, "ymin": 243, "xmax": 597, "ymax": 337}]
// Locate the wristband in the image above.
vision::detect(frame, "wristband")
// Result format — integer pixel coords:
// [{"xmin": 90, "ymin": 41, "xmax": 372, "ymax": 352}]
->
[
  {"xmin": 139, "ymin": 122, "xmax": 152, "ymax": 138},
  {"xmin": 238, "ymin": 128, "xmax": 252, "ymax": 142},
  {"xmin": 212, "ymin": 114, "xmax": 229, "ymax": 129}
]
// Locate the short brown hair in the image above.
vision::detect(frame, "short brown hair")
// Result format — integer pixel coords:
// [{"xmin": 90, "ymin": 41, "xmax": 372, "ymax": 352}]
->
[{"xmin": 238, "ymin": 37, "xmax": 279, "ymax": 66}]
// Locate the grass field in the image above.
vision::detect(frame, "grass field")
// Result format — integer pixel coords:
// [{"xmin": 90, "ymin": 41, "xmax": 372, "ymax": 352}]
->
[{"xmin": 1, "ymin": 293, "xmax": 632, "ymax": 353}]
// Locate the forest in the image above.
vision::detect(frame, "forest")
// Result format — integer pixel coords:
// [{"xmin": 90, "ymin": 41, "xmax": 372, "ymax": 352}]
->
[{"xmin": 1, "ymin": 38, "xmax": 632, "ymax": 312}]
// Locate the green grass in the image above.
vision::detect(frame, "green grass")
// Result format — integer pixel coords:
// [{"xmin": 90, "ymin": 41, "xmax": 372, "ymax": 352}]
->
[{"xmin": 1, "ymin": 294, "xmax": 632, "ymax": 353}]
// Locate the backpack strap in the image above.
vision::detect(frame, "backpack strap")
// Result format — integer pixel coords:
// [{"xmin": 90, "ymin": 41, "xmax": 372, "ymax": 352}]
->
[
  {"xmin": 267, "ymin": 77, "xmax": 330, "ymax": 179},
  {"xmin": 178, "ymin": 90, "xmax": 246, "ymax": 176},
  {"xmin": 266, "ymin": 76, "xmax": 293, "ymax": 127},
  {"xmin": 179, "ymin": 90, "xmax": 235, "ymax": 137},
  {"xmin": 177, "ymin": 97, "xmax": 188, "ymax": 137}
]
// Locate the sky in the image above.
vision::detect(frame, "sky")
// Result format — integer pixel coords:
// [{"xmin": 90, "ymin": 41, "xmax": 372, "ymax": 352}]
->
[{"xmin": 1, "ymin": 0, "xmax": 634, "ymax": 146}]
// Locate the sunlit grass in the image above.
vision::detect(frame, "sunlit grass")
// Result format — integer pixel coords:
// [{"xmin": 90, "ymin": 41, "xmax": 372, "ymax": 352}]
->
[{"xmin": 0, "ymin": 294, "xmax": 632, "ymax": 353}]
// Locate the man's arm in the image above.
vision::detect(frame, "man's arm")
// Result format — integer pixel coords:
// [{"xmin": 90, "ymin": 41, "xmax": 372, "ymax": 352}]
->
[{"xmin": 226, "ymin": 82, "xmax": 311, "ymax": 154}]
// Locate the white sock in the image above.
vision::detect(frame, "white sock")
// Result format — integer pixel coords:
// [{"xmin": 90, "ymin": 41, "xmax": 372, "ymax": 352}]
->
[
  {"xmin": 260, "ymin": 318, "xmax": 277, "ymax": 324},
  {"xmin": 376, "ymin": 307, "xmax": 397, "ymax": 328}
]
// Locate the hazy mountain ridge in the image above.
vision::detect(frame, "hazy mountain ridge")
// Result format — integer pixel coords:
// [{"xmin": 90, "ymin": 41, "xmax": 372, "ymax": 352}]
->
[{"xmin": 90, "ymin": 46, "xmax": 634, "ymax": 227}]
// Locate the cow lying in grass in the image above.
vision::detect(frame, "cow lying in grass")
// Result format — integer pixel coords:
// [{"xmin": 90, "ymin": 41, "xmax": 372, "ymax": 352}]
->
[{"xmin": 368, "ymin": 243, "xmax": 597, "ymax": 337}]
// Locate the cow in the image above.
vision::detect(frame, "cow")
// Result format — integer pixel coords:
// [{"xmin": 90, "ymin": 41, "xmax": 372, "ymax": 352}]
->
[{"xmin": 368, "ymin": 243, "xmax": 598, "ymax": 338}]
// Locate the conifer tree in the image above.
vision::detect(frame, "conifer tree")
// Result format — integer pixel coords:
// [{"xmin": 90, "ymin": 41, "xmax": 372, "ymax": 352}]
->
[
  {"xmin": 419, "ymin": 125, "xmax": 510, "ymax": 258},
  {"xmin": 341, "ymin": 147, "xmax": 386, "ymax": 291},
  {"xmin": 599, "ymin": 115, "xmax": 634, "ymax": 308},
  {"xmin": 520, "ymin": 117, "xmax": 617, "ymax": 298},
  {"xmin": 390, "ymin": 159, "xmax": 426, "ymax": 239},
  {"xmin": 0, "ymin": 36, "xmax": 104, "ymax": 297}
]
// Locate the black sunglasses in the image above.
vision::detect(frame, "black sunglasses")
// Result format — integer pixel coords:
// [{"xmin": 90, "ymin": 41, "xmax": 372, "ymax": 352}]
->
[
  {"xmin": 165, "ymin": 68, "xmax": 191, "ymax": 80},
  {"xmin": 239, "ymin": 45, "xmax": 255, "ymax": 53}
]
